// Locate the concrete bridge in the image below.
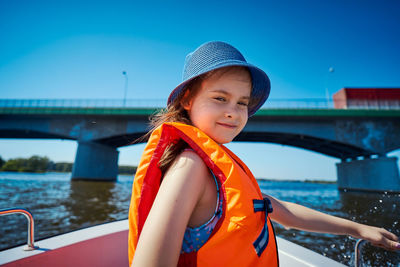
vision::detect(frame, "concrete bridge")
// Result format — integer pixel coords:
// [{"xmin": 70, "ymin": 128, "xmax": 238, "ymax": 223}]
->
[{"xmin": 1, "ymin": 99, "xmax": 400, "ymax": 192}]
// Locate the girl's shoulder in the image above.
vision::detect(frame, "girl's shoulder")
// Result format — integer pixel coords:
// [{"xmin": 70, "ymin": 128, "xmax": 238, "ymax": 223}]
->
[
  {"xmin": 170, "ymin": 149, "xmax": 208, "ymax": 174},
  {"xmin": 163, "ymin": 148, "xmax": 212, "ymax": 189}
]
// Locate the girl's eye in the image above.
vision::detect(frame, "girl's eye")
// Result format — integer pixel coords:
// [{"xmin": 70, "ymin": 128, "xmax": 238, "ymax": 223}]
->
[
  {"xmin": 238, "ymin": 101, "xmax": 249, "ymax": 106},
  {"xmin": 214, "ymin": 97, "xmax": 226, "ymax": 102}
]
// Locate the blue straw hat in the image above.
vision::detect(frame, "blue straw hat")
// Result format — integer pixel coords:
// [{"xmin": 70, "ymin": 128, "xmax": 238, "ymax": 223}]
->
[{"xmin": 167, "ymin": 41, "xmax": 271, "ymax": 117}]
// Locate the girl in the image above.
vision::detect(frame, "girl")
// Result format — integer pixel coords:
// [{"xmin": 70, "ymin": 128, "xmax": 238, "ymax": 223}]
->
[{"xmin": 128, "ymin": 41, "xmax": 399, "ymax": 266}]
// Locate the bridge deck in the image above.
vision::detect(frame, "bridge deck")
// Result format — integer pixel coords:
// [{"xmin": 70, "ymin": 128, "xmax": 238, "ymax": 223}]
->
[{"xmin": 1, "ymin": 107, "xmax": 399, "ymax": 160}]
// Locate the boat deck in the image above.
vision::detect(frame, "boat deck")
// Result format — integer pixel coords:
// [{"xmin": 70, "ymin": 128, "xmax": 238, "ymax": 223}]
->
[{"xmin": 0, "ymin": 220, "xmax": 346, "ymax": 267}]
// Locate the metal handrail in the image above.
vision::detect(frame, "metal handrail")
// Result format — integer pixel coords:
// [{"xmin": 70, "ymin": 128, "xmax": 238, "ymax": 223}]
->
[
  {"xmin": 0, "ymin": 208, "xmax": 37, "ymax": 251},
  {"xmin": 354, "ymin": 239, "xmax": 368, "ymax": 267}
]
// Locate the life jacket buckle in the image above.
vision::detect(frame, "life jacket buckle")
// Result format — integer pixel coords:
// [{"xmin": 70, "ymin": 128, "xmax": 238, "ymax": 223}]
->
[{"xmin": 252, "ymin": 198, "xmax": 273, "ymax": 257}]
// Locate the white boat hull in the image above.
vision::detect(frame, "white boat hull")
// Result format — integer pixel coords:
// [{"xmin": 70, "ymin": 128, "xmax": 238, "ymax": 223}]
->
[{"xmin": 0, "ymin": 220, "xmax": 345, "ymax": 267}]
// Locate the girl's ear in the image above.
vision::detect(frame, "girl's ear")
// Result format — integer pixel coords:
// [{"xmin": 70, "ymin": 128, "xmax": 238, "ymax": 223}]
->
[{"xmin": 180, "ymin": 90, "xmax": 192, "ymax": 110}]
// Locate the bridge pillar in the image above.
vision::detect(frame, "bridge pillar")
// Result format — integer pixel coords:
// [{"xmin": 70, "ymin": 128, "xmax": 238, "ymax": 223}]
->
[
  {"xmin": 72, "ymin": 141, "xmax": 119, "ymax": 181},
  {"xmin": 336, "ymin": 156, "xmax": 400, "ymax": 192}
]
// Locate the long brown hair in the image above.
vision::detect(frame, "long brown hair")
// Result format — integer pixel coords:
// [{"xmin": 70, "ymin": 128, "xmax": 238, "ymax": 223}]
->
[{"xmin": 146, "ymin": 76, "xmax": 203, "ymax": 174}]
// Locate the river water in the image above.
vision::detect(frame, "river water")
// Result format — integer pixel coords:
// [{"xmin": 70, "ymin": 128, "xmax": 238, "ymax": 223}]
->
[{"xmin": 0, "ymin": 172, "xmax": 399, "ymax": 266}]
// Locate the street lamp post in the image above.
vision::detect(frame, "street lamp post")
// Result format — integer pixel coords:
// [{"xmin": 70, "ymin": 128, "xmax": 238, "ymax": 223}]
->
[
  {"xmin": 122, "ymin": 71, "xmax": 128, "ymax": 107},
  {"xmin": 325, "ymin": 67, "xmax": 334, "ymax": 107}
]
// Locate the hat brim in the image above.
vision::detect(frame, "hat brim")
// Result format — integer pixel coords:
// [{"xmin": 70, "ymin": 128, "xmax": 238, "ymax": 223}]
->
[{"xmin": 167, "ymin": 60, "xmax": 270, "ymax": 117}]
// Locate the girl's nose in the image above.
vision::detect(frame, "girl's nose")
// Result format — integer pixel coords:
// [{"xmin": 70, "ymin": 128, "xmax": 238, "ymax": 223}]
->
[{"xmin": 224, "ymin": 105, "xmax": 237, "ymax": 118}]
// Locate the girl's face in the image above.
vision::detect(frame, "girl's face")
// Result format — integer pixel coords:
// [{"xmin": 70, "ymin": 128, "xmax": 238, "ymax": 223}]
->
[{"xmin": 183, "ymin": 68, "xmax": 252, "ymax": 144}]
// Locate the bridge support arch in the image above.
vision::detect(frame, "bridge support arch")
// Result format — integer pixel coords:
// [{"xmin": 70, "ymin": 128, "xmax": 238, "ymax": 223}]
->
[
  {"xmin": 72, "ymin": 141, "xmax": 119, "ymax": 181},
  {"xmin": 336, "ymin": 156, "xmax": 400, "ymax": 192}
]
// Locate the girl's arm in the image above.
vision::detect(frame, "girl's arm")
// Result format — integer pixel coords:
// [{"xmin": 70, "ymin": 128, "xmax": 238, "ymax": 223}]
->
[
  {"xmin": 132, "ymin": 151, "xmax": 210, "ymax": 267},
  {"xmin": 263, "ymin": 193, "xmax": 400, "ymax": 251}
]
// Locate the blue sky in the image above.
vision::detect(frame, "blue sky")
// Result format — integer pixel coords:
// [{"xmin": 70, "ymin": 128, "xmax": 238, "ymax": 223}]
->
[{"xmin": 1, "ymin": 0, "xmax": 399, "ymax": 180}]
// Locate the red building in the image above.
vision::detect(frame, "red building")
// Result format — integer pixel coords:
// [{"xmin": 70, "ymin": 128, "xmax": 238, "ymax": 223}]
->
[{"xmin": 333, "ymin": 88, "xmax": 400, "ymax": 109}]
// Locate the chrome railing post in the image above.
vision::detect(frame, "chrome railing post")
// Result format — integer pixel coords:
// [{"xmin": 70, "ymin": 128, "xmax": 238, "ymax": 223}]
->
[
  {"xmin": 354, "ymin": 239, "xmax": 367, "ymax": 267},
  {"xmin": 0, "ymin": 208, "xmax": 38, "ymax": 251}
]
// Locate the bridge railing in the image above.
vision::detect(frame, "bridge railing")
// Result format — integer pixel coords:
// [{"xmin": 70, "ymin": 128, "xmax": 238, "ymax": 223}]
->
[
  {"xmin": 0, "ymin": 99, "xmax": 166, "ymax": 108},
  {"xmin": 264, "ymin": 99, "xmax": 400, "ymax": 109},
  {"xmin": 0, "ymin": 98, "xmax": 399, "ymax": 110}
]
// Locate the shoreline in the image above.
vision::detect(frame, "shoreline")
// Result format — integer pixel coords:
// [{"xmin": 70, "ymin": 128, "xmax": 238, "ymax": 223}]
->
[
  {"xmin": 0, "ymin": 171, "xmax": 336, "ymax": 183},
  {"xmin": 256, "ymin": 177, "xmax": 336, "ymax": 184}
]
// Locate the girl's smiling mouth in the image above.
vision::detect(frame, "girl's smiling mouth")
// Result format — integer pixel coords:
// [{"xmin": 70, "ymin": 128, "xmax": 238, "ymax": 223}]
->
[{"xmin": 216, "ymin": 122, "xmax": 237, "ymax": 129}]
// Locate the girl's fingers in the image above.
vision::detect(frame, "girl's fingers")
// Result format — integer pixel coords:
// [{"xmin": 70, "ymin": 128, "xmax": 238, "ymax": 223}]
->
[
  {"xmin": 377, "ymin": 239, "xmax": 400, "ymax": 251},
  {"xmin": 382, "ymin": 229, "xmax": 399, "ymax": 242},
  {"xmin": 365, "ymin": 228, "xmax": 400, "ymax": 251},
  {"xmin": 391, "ymin": 241, "xmax": 400, "ymax": 250},
  {"xmin": 380, "ymin": 229, "xmax": 400, "ymax": 250},
  {"xmin": 371, "ymin": 240, "xmax": 400, "ymax": 251}
]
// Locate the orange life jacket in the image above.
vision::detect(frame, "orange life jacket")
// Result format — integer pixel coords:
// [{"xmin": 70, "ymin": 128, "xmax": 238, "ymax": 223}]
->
[{"xmin": 128, "ymin": 122, "xmax": 279, "ymax": 266}]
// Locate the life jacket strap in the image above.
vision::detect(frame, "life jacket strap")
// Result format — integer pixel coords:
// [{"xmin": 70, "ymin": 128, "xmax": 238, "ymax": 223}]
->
[{"xmin": 252, "ymin": 198, "xmax": 273, "ymax": 257}]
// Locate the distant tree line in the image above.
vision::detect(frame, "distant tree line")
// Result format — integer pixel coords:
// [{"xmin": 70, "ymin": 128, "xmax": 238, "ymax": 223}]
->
[{"xmin": 0, "ymin": 155, "xmax": 137, "ymax": 175}]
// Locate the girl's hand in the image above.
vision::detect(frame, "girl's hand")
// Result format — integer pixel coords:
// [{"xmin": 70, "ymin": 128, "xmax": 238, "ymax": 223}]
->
[
  {"xmin": 264, "ymin": 194, "xmax": 400, "ymax": 252},
  {"xmin": 355, "ymin": 224, "xmax": 400, "ymax": 251}
]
